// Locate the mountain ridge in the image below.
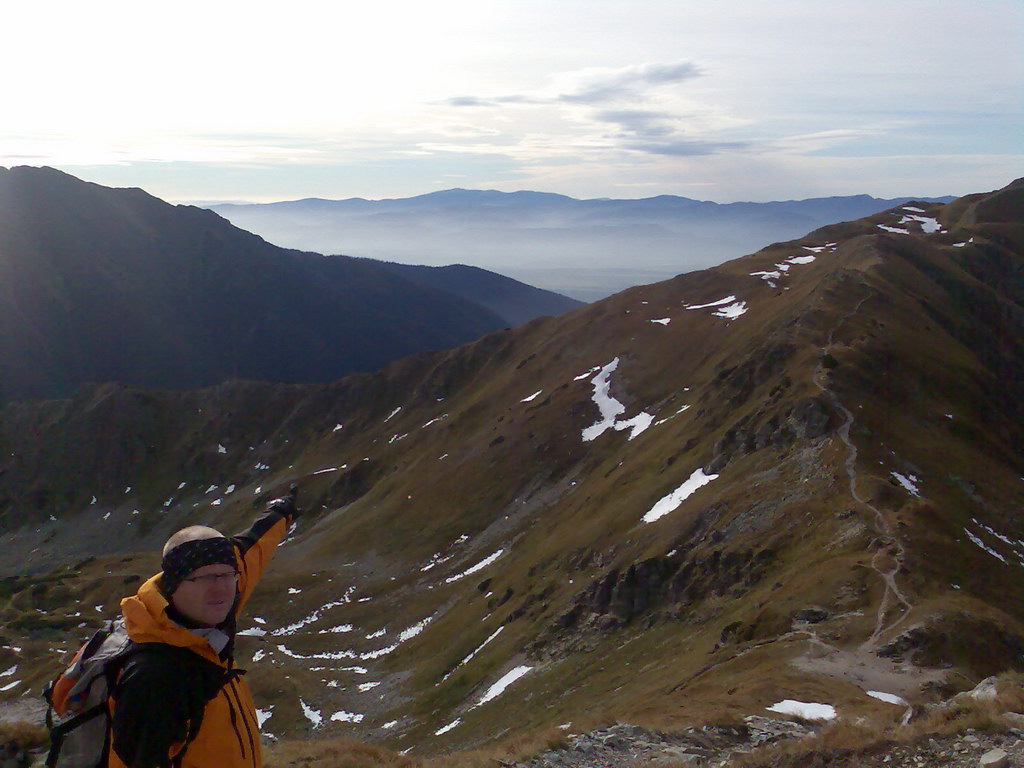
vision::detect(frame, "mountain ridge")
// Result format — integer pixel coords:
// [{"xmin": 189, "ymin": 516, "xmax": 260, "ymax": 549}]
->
[
  {"xmin": 0, "ymin": 166, "xmax": 580, "ymax": 403},
  {"xmin": 0, "ymin": 180, "xmax": 1020, "ymax": 760}
]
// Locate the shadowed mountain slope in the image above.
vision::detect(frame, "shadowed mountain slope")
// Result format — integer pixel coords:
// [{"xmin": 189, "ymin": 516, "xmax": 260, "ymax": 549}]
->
[
  {"xmin": 0, "ymin": 167, "xmax": 577, "ymax": 404},
  {"xmin": 369, "ymin": 260, "xmax": 583, "ymax": 328},
  {"xmin": 0, "ymin": 180, "xmax": 1021, "ymax": 758}
]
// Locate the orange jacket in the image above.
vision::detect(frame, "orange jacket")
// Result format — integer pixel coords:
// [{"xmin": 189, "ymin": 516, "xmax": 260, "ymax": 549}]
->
[{"xmin": 108, "ymin": 508, "xmax": 290, "ymax": 768}]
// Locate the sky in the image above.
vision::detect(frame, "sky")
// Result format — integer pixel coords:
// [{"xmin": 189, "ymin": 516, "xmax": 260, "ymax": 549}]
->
[{"xmin": 2, "ymin": 0, "xmax": 1021, "ymax": 204}]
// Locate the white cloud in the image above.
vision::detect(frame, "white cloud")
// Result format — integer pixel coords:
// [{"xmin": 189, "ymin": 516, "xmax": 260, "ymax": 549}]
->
[{"xmin": 2, "ymin": 0, "xmax": 1018, "ymax": 202}]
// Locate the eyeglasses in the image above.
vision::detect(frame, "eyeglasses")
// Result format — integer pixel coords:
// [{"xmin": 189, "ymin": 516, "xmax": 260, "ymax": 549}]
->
[{"xmin": 183, "ymin": 571, "xmax": 239, "ymax": 586}]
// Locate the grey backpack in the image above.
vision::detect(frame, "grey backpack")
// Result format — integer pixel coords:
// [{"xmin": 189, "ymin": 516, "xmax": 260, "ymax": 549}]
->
[{"xmin": 43, "ymin": 620, "xmax": 208, "ymax": 768}]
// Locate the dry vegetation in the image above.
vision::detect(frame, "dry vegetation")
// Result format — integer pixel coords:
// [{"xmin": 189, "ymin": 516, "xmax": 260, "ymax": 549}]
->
[
  {"xmin": 0, "ymin": 720, "xmax": 49, "ymax": 751},
  {"xmin": 263, "ymin": 674, "xmax": 1024, "ymax": 768},
  {"xmin": 264, "ymin": 724, "xmax": 579, "ymax": 768},
  {"xmin": 735, "ymin": 672, "xmax": 1024, "ymax": 767}
]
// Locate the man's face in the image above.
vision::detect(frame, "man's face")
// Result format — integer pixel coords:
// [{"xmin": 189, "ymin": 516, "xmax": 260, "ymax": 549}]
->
[{"xmin": 170, "ymin": 563, "xmax": 238, "ymax": 627}]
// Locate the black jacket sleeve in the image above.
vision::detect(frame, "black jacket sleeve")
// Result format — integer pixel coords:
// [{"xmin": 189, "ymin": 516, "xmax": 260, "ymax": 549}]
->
[{"xmin": 110, "ymin": 654, "xmax": 193, "ymax": 768}]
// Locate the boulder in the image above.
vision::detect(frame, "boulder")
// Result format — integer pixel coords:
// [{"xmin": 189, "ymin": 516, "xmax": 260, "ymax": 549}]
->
[
  {"xmin": 1001, "ymin": 711, "xmax": 1024, "ymax": 731},
  {"xmin": 978, "ymin": 748, "xmax": 1009, "ymax": 768},
  {"xmin": 968, "ymin": 676, "xmax": 1001, "ymax": 701},
  {"xmin": 793, "ymin": 606, "xmax": 831, "ymax": 624}
]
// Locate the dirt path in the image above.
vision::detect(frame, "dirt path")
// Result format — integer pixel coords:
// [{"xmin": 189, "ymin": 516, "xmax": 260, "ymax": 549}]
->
[{"xmin": 812, "ymin": 292, "xmax": 913, "ymax": 649}]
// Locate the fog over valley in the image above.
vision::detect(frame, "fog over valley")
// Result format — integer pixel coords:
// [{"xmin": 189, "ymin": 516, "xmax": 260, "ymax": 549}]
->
[{"xmin": 209, "ymin": 190, "xmax": 953, "ymax": 301}]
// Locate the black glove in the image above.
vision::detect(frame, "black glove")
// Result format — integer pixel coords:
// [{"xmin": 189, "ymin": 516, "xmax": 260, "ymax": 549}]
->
[{"xmin": 267, "ymin": 485, "xmax": 300, "ymax": 519}]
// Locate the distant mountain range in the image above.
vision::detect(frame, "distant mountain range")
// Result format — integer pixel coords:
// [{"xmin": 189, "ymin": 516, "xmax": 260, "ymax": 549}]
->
[
  {"xmin": 0, "ymin": 167, "xmax": 580, "ymax": 402},
  {"xmin": 2, "ymin": 179, "xmax": 1020, "ymax": 760},
  {"xmin": 209, "ymin": 189, "xmax": 956, "ymax": 301}
]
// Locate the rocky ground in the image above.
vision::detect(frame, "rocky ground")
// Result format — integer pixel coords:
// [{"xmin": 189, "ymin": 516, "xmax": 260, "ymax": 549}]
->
[
  {"xmin": 511, "ymin": 720, "xmax": 1024, "ymax": 767},
  {"xmin": 5, "ymin": 678, "xmax": 1024, "ymax": 767}
]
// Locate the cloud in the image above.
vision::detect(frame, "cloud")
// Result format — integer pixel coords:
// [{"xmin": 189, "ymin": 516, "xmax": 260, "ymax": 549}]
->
[
  {"xmin": 444, "ymin": 96, "xmax": 494, "ymax": 108},
  {"xmin": 440, "ymin": 61, "xmax": 703, "ymax": 110},
  {"xmin": 769, "ymin": 127, "xmax": 894, "ymax": 154},
  {"xmin": 626, "ymin": 139, "xmax": 750, "ymax": 157},
  {"xmin": 442, "ymin": 94, "xmax": 545, "ymax": 108},
  {"xmin": 594, "ymin": 110, "xmax": 678, "ymax": 138},
  {"xmin": 430, "ymin": 61, "xmax": 727, "ymax": 161},
  {"xmin": 558, "ymin": 61, "xmax": 702, "ymax": 104}
]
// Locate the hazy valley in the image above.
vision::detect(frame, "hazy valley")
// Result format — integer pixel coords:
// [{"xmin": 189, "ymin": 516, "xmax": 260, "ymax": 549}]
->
[{"xmin": 209, "ymin": 190, "xmax": 956, "ymax": 302}]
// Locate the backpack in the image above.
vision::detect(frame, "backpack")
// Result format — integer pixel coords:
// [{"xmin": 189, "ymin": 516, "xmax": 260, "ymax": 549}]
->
[{"xmin": 43, "ymin": 620, "xmax": 207, "ymax": 768}]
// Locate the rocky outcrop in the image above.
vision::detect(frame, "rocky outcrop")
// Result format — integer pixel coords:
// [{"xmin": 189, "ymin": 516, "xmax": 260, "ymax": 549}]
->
[
  {"xmin": 531, "ymin": 549, "xmax": 775, "ymax": 656},
  {"xmin": 707, "ymin": 396, "xmax": 834, "ymax": 473},
  {"xmin": 877, "ymin": 615, "xmax": 1024, "ymax": 678}
]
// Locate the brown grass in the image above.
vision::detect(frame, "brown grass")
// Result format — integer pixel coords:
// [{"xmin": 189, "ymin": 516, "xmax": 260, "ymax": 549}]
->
[
  {"xmin": 263, "ymin": 673, "xmax": 1024, "ymax": 768},
  {"xmin": 0, "ymin": 720, "xmax": 49, "ymax": 749},
  {"xmin": 264, "ymin": 723, "xmax": 579, "ymax": 768},
  {"xmin": 735, "ymin": 672, "xmax": 1024, "ymax": 767},
  {"xmin": 421, "ymin": 725, "xmax": 574, "ymax": 768},
  {"xmin": 265, "ymin": 737, "xmax": 422, "ymax": 768}
]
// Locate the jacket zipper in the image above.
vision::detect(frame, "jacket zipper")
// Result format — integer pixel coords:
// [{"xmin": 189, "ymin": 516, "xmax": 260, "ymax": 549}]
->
[{"xmin": 228, "ymin": 678, "xmax": 259, "ymax": 767}]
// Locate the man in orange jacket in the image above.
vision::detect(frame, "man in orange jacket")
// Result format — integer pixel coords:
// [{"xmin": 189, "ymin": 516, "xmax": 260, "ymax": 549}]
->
[{"xmin": 107, "ymin": 490, "xmax": 298, "ymax": 768}]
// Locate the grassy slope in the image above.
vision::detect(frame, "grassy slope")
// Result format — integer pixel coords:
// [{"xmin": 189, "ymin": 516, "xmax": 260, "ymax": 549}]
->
[{"xmin": 1, "ymin": 182, "xmax": 1022, "ymax": 758}]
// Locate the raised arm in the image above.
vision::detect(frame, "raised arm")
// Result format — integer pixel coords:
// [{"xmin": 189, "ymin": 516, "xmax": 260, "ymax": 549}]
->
[{"xmin": 231, "ymin": 488, "xmax": 300, "ymax": 611}]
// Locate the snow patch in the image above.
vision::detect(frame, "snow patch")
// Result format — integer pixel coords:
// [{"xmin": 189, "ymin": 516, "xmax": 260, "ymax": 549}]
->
[
  {"xmin": 574, "ymin": 366, "xmax": 602, "ymax": 381},
  {"xmin": 866, "ymin": 690, "xmax": 908, "ymax": 706},
  {"xmin": 890, "ymin": 472, "xmax": 920, "ymax": 496},
  {"xmin": 300, "ymin": 699, "xmax": 323, "ymax": 728},
  {"xmin": 581, "ymin": 358, "xmax": 654, "ymax": 442},
  {"xmin": 685, "ymin": 295, "xmax": 736, "ymax": 310},
  {"xmin": 435, "ymin": 719, "xmax": 461, "ymax": 736},
  {"xmin": 965, "ymin": 529, "xmax": 1008, "ymax": 564},
  {"xmin": 318, "ymin": 624, "xmax": 355, "ymax": 634},
  {"xmin": 384, "ymin": 407, "xmax": 402, "ymax": 423},
  {"xmin": 271, "ymin": 588, "xmax": 357, "ymax": 636},
  {"xmin": 766, "ymin": 700, "xmax": 837, "ymax": 720},
  {"xmin": 650, "ymin": 318, "xmax": 671, "ymax": 325},
  {"xmin": 900, "ymin": 214, "xmax": 943, "ymax": 233},
  {"xmin": 713, "ymin": 300, "xmax": 748, "ymax": 319},
  {"xmin": 440, "ymin": 626, "xmax": 505, "ymax": 684},
  {"xmin": 521, "ymin": 390, "xmax": 543, "ymax": 403},
  {"xmin": 476, "ymin": 665, "xmax": 533, "ymax": 707},
  {"xmin": 643, "ymin": 469, "xmax": 720, "ymax": 524},
  {"xmin": 331, "ymin": 710, "xmax": 365, "ymax": 723},
  {"xmin": 750, "ymin": 270, "xmax": 782, "ymax": 286},
  {"xmin": 445, "ymin": 550, "xmax": 504, "ymax": 583}
]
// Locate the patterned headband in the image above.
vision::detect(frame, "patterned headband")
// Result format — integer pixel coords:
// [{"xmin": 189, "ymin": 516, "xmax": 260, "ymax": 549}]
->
[{"xmin": 161, "ymin": 537, "xmax": 237, "ymax": 595}]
